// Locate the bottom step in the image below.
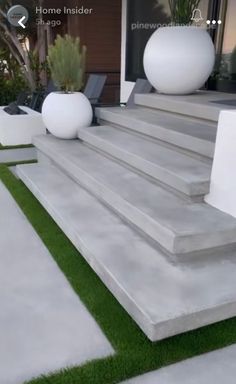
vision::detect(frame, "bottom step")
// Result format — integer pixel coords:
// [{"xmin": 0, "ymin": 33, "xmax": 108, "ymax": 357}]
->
[{"xmin": 17, "ymin": 163, "xmax": 236, "ymax": 341}]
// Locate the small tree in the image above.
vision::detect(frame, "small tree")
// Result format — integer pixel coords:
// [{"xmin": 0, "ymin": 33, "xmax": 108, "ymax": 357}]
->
[
  {"xmin": 168, "ymin": 0, "xmax": 201, "ymax": 24},
  {"xmin": 47, "ymin": 35, "xmax": 87, "ymax": 93}
]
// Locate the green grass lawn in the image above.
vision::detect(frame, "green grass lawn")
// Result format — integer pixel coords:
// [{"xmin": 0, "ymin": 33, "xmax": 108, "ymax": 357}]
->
[
  {"xmin": 5, "ymin": 159, "xmax": 37, "ymax": 167},
  {"xmin": 0, "ymin": 143, "xmax": 34, "ymax": 150},
  {"xmin": 0, "ymin": 163, "xmax": 236, "ymax": 384}
]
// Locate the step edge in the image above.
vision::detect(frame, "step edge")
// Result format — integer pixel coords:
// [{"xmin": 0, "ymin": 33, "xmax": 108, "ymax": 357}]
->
[
  {"xmin": 96, "ymin": 108, "xmax": 215, "ymax": 155},
  {"xmin": 17, "ymin": 163, "xmax": 236, "ymax": 342},
  {"xmin": 134, "ymin": 94, "xmax": 220, "ymax": 122},
  {"xmin": 34, "ymin": 139, "xmax": 236, "ymax": 255},
  {"xmin": 97, "ymin": 118, "xmax": 213, "ymax": 165},
  {"xmin": 34, "ymin": 139, "xmax": 179, "ymax": 253},
  {"xmin": 78, "ymin": 129, "xmax": 210, "ymax": 197},
  {"xmin": 15, "ymin": 163, "xmax": 176, "ymax": 341}
]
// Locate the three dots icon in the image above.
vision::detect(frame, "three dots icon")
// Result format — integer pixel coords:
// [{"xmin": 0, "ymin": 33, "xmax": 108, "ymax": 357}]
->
[{"xmin": 206, "ymin": 20, "xmax": 222, "ymax": 25}]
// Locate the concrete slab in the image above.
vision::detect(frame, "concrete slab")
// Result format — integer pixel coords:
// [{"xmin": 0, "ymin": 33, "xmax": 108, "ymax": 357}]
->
[
  {"xmin": 17, "ymin": 163, "xmax": 236, "ymax": 341},
  {"xmin": 34, "ymin": 135, "xmax": 236, "ymax": 256},
  {"xmin": 95, "ymin": 106, "xmax": 216, "ymax": 158},
  {"xmin": 120, "ymin": 344, "xmax": 236, "ymax": 384},
  {"xmin": 78, "ymin": 125, "xmax": 211, "ymax": 197},
  {"xmin": 135, "ymin": 91, "xmax": 236, "ymax": 122},
  {"xmin": 0, "ymin": 147, "xmax": 36, "ymax": 163},
  {"xmin": 0, "ymin": 181, "xmax": 113, "ymax": 384}
]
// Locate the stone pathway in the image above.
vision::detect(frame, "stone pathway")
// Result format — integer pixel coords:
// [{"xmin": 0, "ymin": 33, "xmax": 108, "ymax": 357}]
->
[
  {"xmin": 121, "ymin": 344, "xmax": 236, "ymax": 384},
  {"xmin": 0, "ymin": 181, "xmax": 113, "ymax": 384}
]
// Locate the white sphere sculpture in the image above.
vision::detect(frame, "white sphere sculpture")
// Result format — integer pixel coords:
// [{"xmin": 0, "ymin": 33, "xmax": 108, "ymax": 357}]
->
[
  {"xmin": 42, "ymin": 92, "xmax": 93, "ymax": 139},
  {"xmin": 143, "ymin": 26, "xmax": 215, "ymax": 95}
]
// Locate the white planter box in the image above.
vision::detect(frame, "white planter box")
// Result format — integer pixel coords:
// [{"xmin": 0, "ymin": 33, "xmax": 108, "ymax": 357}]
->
[{"xmin": 0, "ymin": 106, "xmax": 46, "ymax": 146}]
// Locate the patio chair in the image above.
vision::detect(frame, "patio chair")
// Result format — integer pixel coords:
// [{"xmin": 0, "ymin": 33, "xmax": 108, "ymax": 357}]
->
[
  {"xmin": 93, "ymin": 78, "xmax": 153, "ymax": 124},
  {"xmin": 125, "ymin": 78, "xmax": 153, "ymax": 107},
  {"xmin": 83, "ymin": 74, "xmax": 107, "ymax": 105},
  {"xmin": 16, "ymin": 91, "xmax": 31, "ymax": 106},
  {"xmin": 95, "ymin": 78, "xmax": 153, "ymax": 109},
  {"xmin": 30, "ymin": 75, "xmax": 107, "ymax": 113},
  {"xmin": 21, "ymin": 80, "xmax": 59, "ymax": 113}
]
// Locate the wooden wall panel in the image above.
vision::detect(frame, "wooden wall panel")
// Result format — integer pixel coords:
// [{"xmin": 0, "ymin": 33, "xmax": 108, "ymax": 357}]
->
[{"xmin": 67, "ymin": 0, "xmax": 122, "ymax": 102}]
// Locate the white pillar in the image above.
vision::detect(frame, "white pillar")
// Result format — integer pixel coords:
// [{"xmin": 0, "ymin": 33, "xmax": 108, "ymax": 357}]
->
[
  {"xmin": 120, "ymin": 0, "xmax": 135, "ymax": 103},
  {"xmin": 205, "ymin": 110, "xmax": 236, "ymax": 218}
]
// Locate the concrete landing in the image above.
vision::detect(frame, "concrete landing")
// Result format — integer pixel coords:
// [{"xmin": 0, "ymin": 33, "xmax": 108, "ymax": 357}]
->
[
  {"xmin": 78, "ymin": 125, "xmax": 211, "ymax": 197},
  {"xmin": 96, "ymin": 106, "xmax": 216, "ymax": 158},
  {"xmin": 135, "ymin": 91, "xmax": 236, "ymax": 122},
  {"xmin": 34, "ymin": 135, "xmax": 236, "ymax": 256},
  {"xmin": 17, "ymin": 163, "xmax": 236, "ymax": 341},
  {"xmin": 0, "ymin": 181, "xmax": 113, "ymax": 384},
  {"xmin": 121, "ymin": 344, "xmax": 236, "ymax": 384}
]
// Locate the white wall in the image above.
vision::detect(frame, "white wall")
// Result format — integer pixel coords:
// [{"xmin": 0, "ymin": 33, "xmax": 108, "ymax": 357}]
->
[
  {"xmin": 205, "ymin": 110, "xmax": 236, "ymax": 218},
  {"xmin": 120, "ymin": 0, "xmax": 135, "ymax": 103}
]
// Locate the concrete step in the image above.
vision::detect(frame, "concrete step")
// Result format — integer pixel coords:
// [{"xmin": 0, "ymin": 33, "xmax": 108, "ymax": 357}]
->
[
  {"xmin": 95, "ymin": 106, "xmax": 216, "ymax": 159},
  {"xmin": 17, "ymin": 162, "xmax": 236, "ymax": 341},
  {"xmin": 77, "ymin": 125, "xmax": 211, "ymax": 198},
  {"xmin": 0, "ymin": 147, "xmax": 36, "ymax": 163},
  {"xmin": 135, "ymin": 91, "xmax": 236, "ymax": 122},
  {"xmin": 34, "ymin": 135, "xmax": 236, "ymax": 256}
]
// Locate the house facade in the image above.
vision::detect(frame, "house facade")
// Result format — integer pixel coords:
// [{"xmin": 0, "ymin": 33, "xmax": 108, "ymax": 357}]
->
[{"xmin": 42, "ymin": 0, "xmax": 236, "ymax": 101}]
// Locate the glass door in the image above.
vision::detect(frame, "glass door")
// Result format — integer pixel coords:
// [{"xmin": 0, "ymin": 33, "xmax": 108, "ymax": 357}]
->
[{"xmin": 208, "ymin": 0, "xmax": 236, "ymax": 92}]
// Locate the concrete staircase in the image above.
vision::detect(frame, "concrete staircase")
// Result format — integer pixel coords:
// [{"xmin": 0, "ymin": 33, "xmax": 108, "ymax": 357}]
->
[{"xmin": 17, "ymin": 92, "xmax": 236, "ymax": 341}]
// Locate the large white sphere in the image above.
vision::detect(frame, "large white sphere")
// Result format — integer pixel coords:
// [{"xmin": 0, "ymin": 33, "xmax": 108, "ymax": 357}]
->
[
  {"xmin": 42, "ymin": 92, "xmax": 93, "ymax": 139},
  {"xmin": 143, "ymin": 26, "xmax": 215, "ymax": 95}
]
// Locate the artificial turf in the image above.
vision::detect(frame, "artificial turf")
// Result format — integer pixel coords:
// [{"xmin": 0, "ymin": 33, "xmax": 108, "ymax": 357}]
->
[
  {"xmin": 5, "ymin": 159, "xmax": 37, "ymax": 167},
  {"xmin": 0, "ymin": 163, "xmax": 235, "ymax": 384},
  {"xmin": 0, "ymin": 143, "xmax": 34, "ymax": 150}
]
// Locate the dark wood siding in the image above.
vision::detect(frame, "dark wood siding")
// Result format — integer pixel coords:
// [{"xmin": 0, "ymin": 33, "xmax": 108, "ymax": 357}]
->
[{"xmin": 67, "ymin": 0, "xmax": 121, "ymax": 102}]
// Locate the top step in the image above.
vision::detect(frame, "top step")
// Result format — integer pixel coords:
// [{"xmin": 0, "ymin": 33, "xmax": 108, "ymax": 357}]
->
[{"xmin": 135, "ymin": 91, "xmax": 236, "ymax": 122}]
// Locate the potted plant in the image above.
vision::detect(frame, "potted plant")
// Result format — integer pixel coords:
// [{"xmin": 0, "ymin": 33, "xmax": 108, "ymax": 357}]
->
[
  {"xmin": 42, "ymin": 35, "xmax": 92, "ymax": 139},
  {"xmin": 143, "ymin": 0, "xmax": 215, "ymax": 95},
  {"xmin": 208, "ymin": 52, "xmax": 236, "ymax": 93}
]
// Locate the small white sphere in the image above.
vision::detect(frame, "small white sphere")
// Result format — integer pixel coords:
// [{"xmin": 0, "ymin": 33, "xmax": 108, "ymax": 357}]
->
[{"xmin": 42, "ymin": 92, "xmax": 93, "ymax": 139}]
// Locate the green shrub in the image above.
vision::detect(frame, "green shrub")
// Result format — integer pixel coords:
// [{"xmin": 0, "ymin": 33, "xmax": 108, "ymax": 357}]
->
[
  {"xmin": 168, "ymin": 0, "xmax": 201, "ymax": 24},
  {"xmin": 230, "ymin": 47, "xmax": 236, "ymax": 80},
  {"xmin": 0, "ymin": 76, "xmax": 26, "ymax": 105},
  {"xmin": 47, "ymin": 34, "xmax": 86, "ymax": 93},
  {"xmin": 0, "ymin": 48, "xmax": 27, "ymax": 105}
]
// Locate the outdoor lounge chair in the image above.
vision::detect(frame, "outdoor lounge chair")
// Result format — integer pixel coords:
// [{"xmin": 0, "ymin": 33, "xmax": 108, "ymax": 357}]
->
[
  {"xmin": 95, "ymin": 78, "xmax": 153, "ymax": 109},
  {"xmin": 13, "ymin": 80, "xmax": 59, "ymax": 113},
  {"xmin": 125, "ymin": 78, "xmax": 153, "ymax": 107},
  {"xmin": 92, "ymin": 78, "xmax": 153, "ymax": 124},
  {"xmin": 83, "ymin": 74, "xmax": 107, "ymax": 105},
  {"xmin": 26, "ymin": 75, "xmax": 107, "ymax": 113},
  {"xmin": 16, "ymin": 91, "xmax": 31, "ymax": 106}
]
